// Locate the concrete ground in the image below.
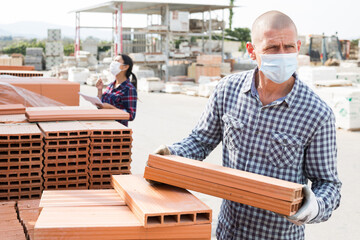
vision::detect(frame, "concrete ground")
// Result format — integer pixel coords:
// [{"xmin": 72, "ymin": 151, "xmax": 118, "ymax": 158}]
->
[{"xmin": 81, "ymin": 85, "xmax": 360, "ymax": 239}]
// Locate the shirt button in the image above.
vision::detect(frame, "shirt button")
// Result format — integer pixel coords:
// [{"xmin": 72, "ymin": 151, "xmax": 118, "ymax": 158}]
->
[{"xmin": 254, "ymin": 131, "xmax": 260, "ymax": 135}]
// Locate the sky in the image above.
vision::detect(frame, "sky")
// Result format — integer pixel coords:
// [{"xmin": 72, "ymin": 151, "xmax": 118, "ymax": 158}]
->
[{"xmin": 0, "ymin": 0, "xmax": 359, "ymax": 40}]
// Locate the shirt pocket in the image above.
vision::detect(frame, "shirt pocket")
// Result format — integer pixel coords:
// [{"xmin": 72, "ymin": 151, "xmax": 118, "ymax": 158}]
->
[
  {"xmin": 222, "ymin": 114, "xmax": 244, "ymax": 151},
  {"xmin": 267, "ymin": 132, "xmax": 302, "ymax": 168}
]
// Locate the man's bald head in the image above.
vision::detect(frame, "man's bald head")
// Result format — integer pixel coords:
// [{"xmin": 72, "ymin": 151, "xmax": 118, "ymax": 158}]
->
[{"xmin": 251, "ymin": 11, "xmax": 297, "ymax": 45}]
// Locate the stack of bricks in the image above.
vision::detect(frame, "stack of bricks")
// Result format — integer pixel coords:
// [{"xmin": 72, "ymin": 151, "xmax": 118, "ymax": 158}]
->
[
  {"xmin": 145, "ymin": 154, "xmax": 304, "ymax": 216},
  {"xmin": 25, "ymin": 48, "xmax": 44, "ymax": 71},
  {"xmin": 17, "ymin": 200, "xmax": 41, "ymax": 240},
  {"xmin": 34, "ymin": 175, "xmax": 212, "ymax": 239},
  {"xmin": 80, "ymin": 121, "xmax": 133, "ymax": 189},
  {"xmin": 0, "ymin": 123, "xmax": 43, "ymax": 201},
  {"xmin": 45, "ymin": 29, "xmax": 63, "ymax": 70},
  {"xmin": 195, "ymin": 54, "xmax": 222, "ymax": 82},
  {"xmin": 38, "ymin": 121, "xmax": 91, "ymax": 191},
  {"xmin": 0, "ymin": 201, "xmax": 26, "ymax": 240}
]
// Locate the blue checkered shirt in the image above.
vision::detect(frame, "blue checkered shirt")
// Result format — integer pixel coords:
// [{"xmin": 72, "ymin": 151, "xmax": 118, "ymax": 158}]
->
[{"xmin": 168, "ymin": 68, "xmax": 341, "ymax": 240}]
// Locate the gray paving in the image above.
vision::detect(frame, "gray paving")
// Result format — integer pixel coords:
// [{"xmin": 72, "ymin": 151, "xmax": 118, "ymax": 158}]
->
[{"xmin": 81, "ymin": 85, "xmax": 360, "ymax": 239}]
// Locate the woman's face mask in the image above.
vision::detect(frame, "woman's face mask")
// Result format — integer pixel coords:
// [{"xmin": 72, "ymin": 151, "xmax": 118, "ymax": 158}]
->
[
  {"xmin": 110, "ymin": 61, "xmax": 123, "ymax": 76},
  {"xmin": 259, "ymin": 53, "xmax": 298, "ymax": 84}
]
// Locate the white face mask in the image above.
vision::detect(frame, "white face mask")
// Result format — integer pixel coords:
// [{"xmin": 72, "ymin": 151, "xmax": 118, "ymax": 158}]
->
[
  {"xmin": 259, "ymin": 53, "xmax": 298, "ymax": 84},
  {"xmin": 110, "ymin": 61, "xmax": 122, "ymax": 76}
]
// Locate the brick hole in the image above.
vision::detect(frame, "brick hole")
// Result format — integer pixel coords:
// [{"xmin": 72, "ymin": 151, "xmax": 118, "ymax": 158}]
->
[
  {"xmin": 147, "ymin": 216, "xmax": 162, "ymax": 225},
  {"xmin": 196, "ymin": 212, "xmax": 210, "ymax": 222},
  {"xmin": 180, "ymin": 214, "xmax": 195, "ymax": 223}
]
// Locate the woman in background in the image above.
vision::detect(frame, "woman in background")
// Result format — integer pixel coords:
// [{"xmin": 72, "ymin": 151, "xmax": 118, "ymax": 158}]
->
[{"xmin": 96, "ymin": 54, "xmax": 137, "ymax": 126}]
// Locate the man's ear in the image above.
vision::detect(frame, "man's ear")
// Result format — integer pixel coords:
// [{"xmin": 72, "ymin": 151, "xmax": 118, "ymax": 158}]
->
[
  {"xmin": 246, "ymin": 42, "xmax": 256, "ymax": 60},
  {"xmin": 297, "ymin": 40, "xmax": 302, "ymax": 53}
]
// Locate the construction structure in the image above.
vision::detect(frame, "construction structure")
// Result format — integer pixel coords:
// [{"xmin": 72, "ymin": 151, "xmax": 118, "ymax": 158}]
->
[{"xmin": 71, "ymin": 0, "xmax": 233, "ymax": 81}]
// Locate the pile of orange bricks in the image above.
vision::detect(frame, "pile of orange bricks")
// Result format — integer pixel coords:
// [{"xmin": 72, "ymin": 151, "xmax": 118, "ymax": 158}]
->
[
  {"xmin": 38, "ymin": 121, "xmax": 91, "ymax": 191},
  {"xmin": 0, "ymin": 77, "xmax": 80, "ymax": 106},
  {"xmin": 0, "ymin": 124, "xmax": 43, "ymax": 201},
  {"xmin": 195, "ymin": 55, "xmax": 222, "ymax": 82},
  {"xmin": 0, "ymin": 199, "xmax": 41, "ymax": 240},
  {"xmin": 0, "ymin": 120, "xmax": 133, "ymax": 199},
  {"xmin": 0, "ymin": 70, "xmax": 44, "ymax": 77},
  {"xmin": 34, "ymin": 175, "xmax": 212, "ymax": 239},
  {"xmin": 0, "ymin": 201, "xmax": 26, "ymax": 240},
  {"xmin": 17, "ymin": 200, "xmax": 41, "ymax": 240},
  {"xmin": 145, "ymin": 154, "xmax": 304, "ymax": 216},
  {"xmin": 82, "ymin": 121, "xmax": 133, "ymax": 189}
]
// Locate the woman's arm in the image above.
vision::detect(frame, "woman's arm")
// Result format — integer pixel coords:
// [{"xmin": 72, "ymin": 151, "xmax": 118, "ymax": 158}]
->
[{"xmin": 96, "ymin": 79, "xmax": 104, "ymax": 99}]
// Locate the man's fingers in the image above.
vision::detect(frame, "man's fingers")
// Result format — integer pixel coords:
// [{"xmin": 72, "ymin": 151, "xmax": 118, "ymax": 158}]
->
[
  {"xmin": 154, "ymin": 145, "xmax": 170, "ymax": 155},
  {"xmin": 285, "ymin": 217, "xmax": 304, "ymax": 226}
]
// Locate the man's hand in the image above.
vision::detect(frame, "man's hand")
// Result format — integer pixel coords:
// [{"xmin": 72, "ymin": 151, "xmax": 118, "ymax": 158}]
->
[
  {"xmin": 154, "ymin": 145, "xmax": 170, "ymax": 155},
  {"xmin": 286, "ymin": 185, "xmax": 319, "ymax": 225},
  {"xmin": 145, "ymin": 145, "xmax": 171, "ymax": 185}
]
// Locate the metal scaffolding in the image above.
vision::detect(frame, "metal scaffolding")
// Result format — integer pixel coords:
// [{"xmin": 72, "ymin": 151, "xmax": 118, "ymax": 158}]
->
[{"xmin": 71, "ymin": 0, "xmax": 233, "ymax": 81}]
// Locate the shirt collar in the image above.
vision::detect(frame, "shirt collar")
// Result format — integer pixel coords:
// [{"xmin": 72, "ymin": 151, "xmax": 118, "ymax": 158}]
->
[
  {"xmin": 112, "ymin": 78, "xmax": 130, "ymax": 89},
  {"xmin": 284, "ymin": 72, "xmax": 299, "ymax": 108},
  {"xmin": 240, "ymin": 68, "xmax": 256, "ymax": 94},
  {"xmin": 241, "ymin": 67, "xmax": 299, "ymax": 108}
]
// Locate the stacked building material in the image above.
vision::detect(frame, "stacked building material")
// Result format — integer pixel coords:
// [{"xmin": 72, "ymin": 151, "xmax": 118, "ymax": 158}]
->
[
  {"xmin": 34, "ymin": 175, "xmax": 212, "ymax": 239},
  {"xmin": 0, "ymin": 104, "xmax": 25, "ymax": 115},
  {"xmin": 25, "ymin": 48, "xmax": 44, "ymax": 71},
  {"xmin": 0, "ymin": 54, "xmax": 23, "ymax": 66},
  {"xmin": 0, "ymin": 77, "xmax": 80, "ymax": 106},
  {"xmin": 196, "ymin": 56, "xmax": 221, "ymax": 79},
  {"xmin": 17, "ymin": 200, "xmax": 41, "ymax": 240},
  {"xmin": 26, "ymin": 109, "xmax": 130, "ymax": 122},
  {"xmin": 82, "ymin": 38, "xmax": 98, "ymax": 56},
  {"xmin": 195, "ymin": 55, "xmax": 222, "ymax": 82},
  {"xmin": 133, "ymin": 29, "xmax": 146, "ymax": 53},
  {"xmin": 0, "ymin": 65, "xmax": 33, "ymax": 71},
  {"xmin": 0, "ymin": 70, "xmax": 43, "ymax": 77},
  {"xmin": 112, "ymin": 175, "xmax": 211, "ymax": 227},
  {"xmin": 46, "ymin": 29, "xmax": 63, "ymax": 70},
  {"xmin": 0, "ymin": 55, "xmax": 12, "ymax": 66},
  {"xmin": 38, "ymin": 121, "xmax": 91, "ymax": 190},
  {"xmin": 0, "ymin": 114, "xmax": 28, "ymax": 124},
  {"xmin": 35, "ymin": 206, "xmax": 210, "ymax": 239},
  {"xmin": 144, "ymin": 154, "xmax": 304, "ymax": 216},
  {"xmin": 11, "ymin": 53, "xmax": 24, "ymax": 66},
  {"xmin": 0, "ymin": 123, "xmax": 43, "ymax": 201},
  {"xmin": 0, "ymin": 201, "xmax": 26, "ymax": 240},
  {"xmin": 80, "ymin": 121, "xmax": 133, "ymax": 189},
  {"xmin": 39, "ymin": 189, "xmax": 125, "ymax": 208}
]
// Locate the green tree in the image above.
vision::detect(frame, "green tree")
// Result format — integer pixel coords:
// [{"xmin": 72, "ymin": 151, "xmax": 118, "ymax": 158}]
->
[
  {"xmin": 2, "ymin": 39, "xmax": 45, "ymax": 55},
  {"xmin": 225, "ymin": 27, "xmax": 251, "ymax": 42},
  {"xmin": 229, "ymin": 0, "xmax": 235, "ymax": 30},
  {"xmin": 225, "ymin": 27, "xmax": 251, "ymax": 51},
  {"xmin": 98, "ymin": 40, "xmax": 112, "ymax": 52},
  {"xmin": 63, "ymin": 43, "xmax": 74, "ymax": 56}
]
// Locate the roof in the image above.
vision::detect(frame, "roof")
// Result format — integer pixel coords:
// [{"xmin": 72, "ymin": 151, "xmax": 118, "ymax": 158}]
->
[{"xmin": 71, "ymin": 0, "xmax": 233, "ymax": 14}]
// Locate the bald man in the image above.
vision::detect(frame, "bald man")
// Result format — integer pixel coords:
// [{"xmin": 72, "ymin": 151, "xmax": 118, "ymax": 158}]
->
[{"xmin": 153, "ymin": 11, "xmax": 341, "ymax": 239}]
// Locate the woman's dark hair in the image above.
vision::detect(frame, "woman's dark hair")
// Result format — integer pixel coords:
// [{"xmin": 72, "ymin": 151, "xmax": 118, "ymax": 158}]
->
[{"xmin": 120, "ymin": 54, "xmax": 137, "ymax": 89}]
